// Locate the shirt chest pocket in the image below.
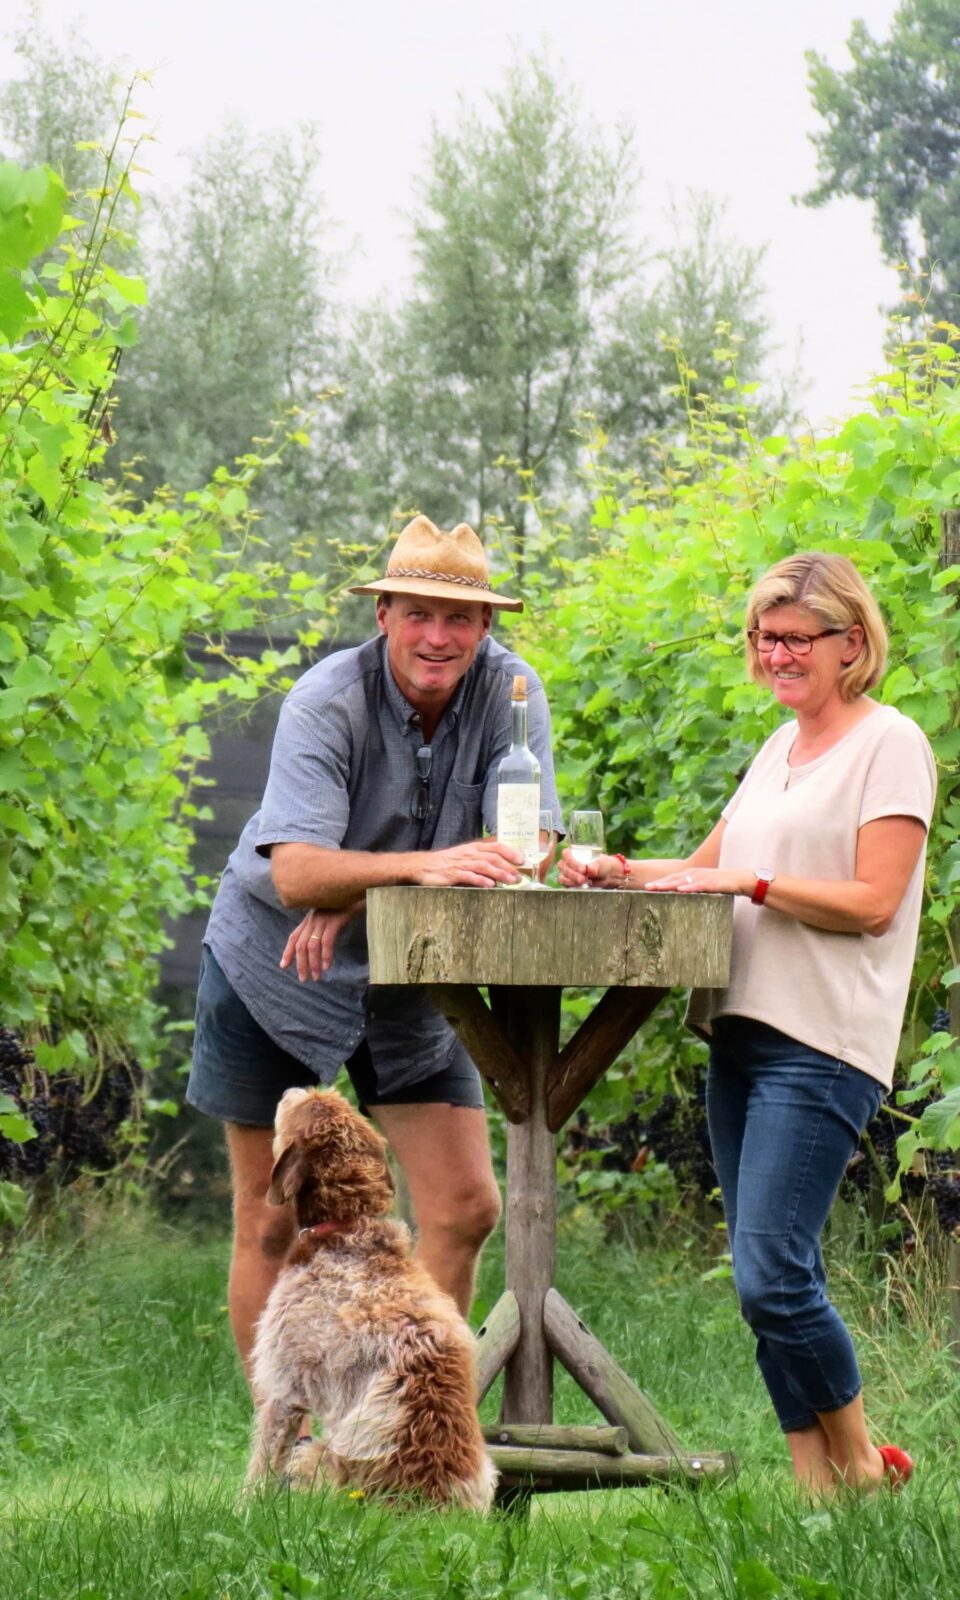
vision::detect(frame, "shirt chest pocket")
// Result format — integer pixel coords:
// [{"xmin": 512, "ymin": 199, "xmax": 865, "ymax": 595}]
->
[{"xmin": 432, "ymin": 778, "xmax": 485, "ymax": 849}]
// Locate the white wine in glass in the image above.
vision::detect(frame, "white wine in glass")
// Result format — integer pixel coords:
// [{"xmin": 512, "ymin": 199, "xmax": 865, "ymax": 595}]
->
[
  {"xmin": 520, "ymin": 808, "xmax": 555, "ymax": 887},
  {"xmin": 568, "ymin": 810, "xmax": 605, "ymax": 885}
]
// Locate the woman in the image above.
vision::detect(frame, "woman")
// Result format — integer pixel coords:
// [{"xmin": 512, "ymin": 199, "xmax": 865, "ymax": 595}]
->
[{"xmin": 560, "ymin": 552, "xmax": 936, "ymax": 1493}]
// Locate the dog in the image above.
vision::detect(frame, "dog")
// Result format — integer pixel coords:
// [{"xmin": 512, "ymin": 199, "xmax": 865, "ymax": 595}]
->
[{"xmin": 244, "ymin": 1086, "xmax": 497, "ymax": 1511}]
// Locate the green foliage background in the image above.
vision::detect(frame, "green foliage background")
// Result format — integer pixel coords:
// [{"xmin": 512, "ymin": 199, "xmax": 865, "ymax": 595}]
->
[
  {"xmin": 0, "ymin": 119, "xmax": 330, "ymax": 1124},
  {"xmin": 2, "ymin": 113, "xmax": 960, "ymax": 1216},
  {"xmin": 507, "ymin": 327, "xmax": 960, "ymax": 1163}
]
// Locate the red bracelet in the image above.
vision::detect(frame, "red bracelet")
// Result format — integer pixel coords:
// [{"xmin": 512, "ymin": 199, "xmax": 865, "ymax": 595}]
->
[{"xmin": 613, "ymin": 853, "xmax": 630, "ymax": 884}]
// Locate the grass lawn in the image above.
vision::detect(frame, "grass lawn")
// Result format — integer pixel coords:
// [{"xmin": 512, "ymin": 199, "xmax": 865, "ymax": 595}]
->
[{"xmin": 1, "ymin": 1205, "xmax": 958, "ymax": 1599}]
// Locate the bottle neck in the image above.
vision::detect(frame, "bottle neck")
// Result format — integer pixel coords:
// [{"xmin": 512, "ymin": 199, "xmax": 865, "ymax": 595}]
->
[{"xmin": 511, "ymin": 699, "xmax": 529, "ymax": 748}]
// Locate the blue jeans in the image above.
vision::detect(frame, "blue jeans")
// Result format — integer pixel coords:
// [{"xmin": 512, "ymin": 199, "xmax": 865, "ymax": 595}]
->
[{"xmin": 706, "ymin": 1016, "xmax": 885, "ymax": 1433}]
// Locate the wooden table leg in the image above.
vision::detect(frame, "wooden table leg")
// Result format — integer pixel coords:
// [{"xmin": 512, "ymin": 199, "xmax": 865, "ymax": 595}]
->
[{"xmin": 498, "ymin": 985, "xmax": 562, "ymax": 1425}]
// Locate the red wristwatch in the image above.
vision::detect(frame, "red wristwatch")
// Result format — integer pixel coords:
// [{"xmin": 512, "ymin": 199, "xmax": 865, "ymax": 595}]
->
[{"xmin": 751, "ymin": 868, "xmax": 775, "ymax": 906}]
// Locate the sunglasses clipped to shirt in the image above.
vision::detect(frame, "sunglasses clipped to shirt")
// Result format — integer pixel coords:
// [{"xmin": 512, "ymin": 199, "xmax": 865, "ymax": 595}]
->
[{"xmin": 411, "ymin": 743, "xmax": 432, "ymax": 820}]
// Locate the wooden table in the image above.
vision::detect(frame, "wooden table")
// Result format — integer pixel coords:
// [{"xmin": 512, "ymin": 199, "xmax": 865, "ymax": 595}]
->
[{"xmin": 367, "ymin": 885, "xmax": 734, "ymax": 1495}]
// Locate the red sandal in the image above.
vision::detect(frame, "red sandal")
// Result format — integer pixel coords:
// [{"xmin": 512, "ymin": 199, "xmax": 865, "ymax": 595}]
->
[{"xmin": 878, "ymin": 1445, "xmax": 914, "ymax": 1488}]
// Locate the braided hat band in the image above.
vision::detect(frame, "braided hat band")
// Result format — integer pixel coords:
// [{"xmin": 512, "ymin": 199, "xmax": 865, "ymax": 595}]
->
[
  {"xmin": 348, "ymin": 516, "xmax": 523, "ymax": 612},
  {"xmin": 386, "ymin": 566, "xmax": 491, "ymax": 591}
]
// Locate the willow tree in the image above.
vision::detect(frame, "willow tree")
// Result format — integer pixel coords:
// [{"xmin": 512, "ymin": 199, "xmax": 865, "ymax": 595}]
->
[
  {"xmin": 368, "ymin": 54, "xmax": 637, "ymax": 572},
  {"xmin": 113, "ymin": 123, "xmax": 354, "ymax": 559},
  {"xmin": 804, "ymin": 0, "xmax": 960, "ymax": 322}
]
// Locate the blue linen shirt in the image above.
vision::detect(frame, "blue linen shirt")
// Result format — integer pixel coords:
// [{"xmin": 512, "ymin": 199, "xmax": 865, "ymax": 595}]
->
[{"xmin": 204, "ymin": 633, "xmax": 561, "ymax": 1095}]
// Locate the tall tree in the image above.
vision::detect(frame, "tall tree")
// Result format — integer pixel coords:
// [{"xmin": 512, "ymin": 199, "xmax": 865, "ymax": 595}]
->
[
  {"xmin": 804, "ymin": 0, "xmax": 960, "ymax": 321},
  {"xmin": 0, "ymin": 4, "xmax": 119, "ymax": 194},
  {"xmin": 0, "ymin": 19, "xmax": 375, "ymax": 583},
  {"xmin": 114, "ymin": 123, "xmax": 353, "ymax": 559},
  {"xmin": 369, "ymin": 54, "xmax": 638, "ymax": 571},
  {"xmin": 0, "ymin": 4, "xmax": 140, "ymax": 269},
  {"xmin": 355, "ymin": 57, "xmax": 783, "ymax": 568},
  {"xmin": 591, "ymin": 193, "xmax": 782, "ymax": 468}
]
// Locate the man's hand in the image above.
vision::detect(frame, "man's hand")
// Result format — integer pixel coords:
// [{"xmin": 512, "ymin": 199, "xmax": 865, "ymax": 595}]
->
[
  {"xmin": 410, "ymin": 838, "xmax": 524, "ymax": 888},
  {"xmin": 280, "ymin": 902, "xmax": 365, "ymax": 982}
]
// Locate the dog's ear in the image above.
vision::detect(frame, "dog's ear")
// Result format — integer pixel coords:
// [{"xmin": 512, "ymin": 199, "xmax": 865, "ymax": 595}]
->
[
  {"xmin": 360, "ymin": 1122, "xmax": 395, "ymax": 1196},
  {"xmin": 266, "ymin": 1143, "xmax": 308, "ymax": 1206}
]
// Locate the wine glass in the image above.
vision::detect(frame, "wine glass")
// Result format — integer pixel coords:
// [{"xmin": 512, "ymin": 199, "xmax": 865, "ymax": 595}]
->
[
  {"xmin": 568, "ymin": 810, "xmax": 605, "ymax": 887},
  {"xmin": 526, "ymin": 808, "xmax": 556, "ymax": 888}
]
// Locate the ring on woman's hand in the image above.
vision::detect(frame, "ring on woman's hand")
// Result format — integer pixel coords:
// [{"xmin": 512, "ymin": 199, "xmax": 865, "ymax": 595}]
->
[{"xmin": 307, "ymin": 936, "xmax": 321, "ymax": 943}]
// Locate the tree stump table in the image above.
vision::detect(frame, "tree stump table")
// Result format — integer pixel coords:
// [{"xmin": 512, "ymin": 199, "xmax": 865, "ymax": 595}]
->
[{"xmin": 367, "ymin": 885, "xmax": 735, "ymax": 1496}]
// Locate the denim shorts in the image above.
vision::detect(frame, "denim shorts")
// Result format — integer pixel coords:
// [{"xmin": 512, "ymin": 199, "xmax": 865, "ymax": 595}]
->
[{"xmin": 186, "ymin": 946, "xmax": 485, "ymax": 1127}]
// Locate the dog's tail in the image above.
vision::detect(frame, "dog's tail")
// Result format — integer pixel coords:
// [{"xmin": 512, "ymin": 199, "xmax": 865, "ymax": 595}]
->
[{"xmin": 329, "ymin": 1318, "xmax": 497, "ymax": 1511}]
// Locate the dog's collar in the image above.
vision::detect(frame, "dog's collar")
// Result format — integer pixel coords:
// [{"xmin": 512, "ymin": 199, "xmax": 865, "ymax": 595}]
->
[{"xmin": 298, "ymin": 1221, "xmax": 355, "ymax": 1241}]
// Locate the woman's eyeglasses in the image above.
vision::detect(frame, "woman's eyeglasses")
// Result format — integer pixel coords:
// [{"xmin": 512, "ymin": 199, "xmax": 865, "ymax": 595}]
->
[
  {"xmin": 746, "ymin": 628, "xmax": 842, "ymax": 656},
  {"xmin": 411, "ymin": 744, "xmax": 432, "ymax": 820}
]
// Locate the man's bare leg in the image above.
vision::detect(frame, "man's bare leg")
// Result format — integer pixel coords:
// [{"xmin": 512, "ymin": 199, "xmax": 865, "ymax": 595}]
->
[
  {"xmin": 372, "ymin": 1103, "xmax": 501, "ymax": 1316},
  {"xmin": 226, "ymin": 1123, "xmax": 315, "ymax": 1445},
  {"xmin": 225, "ymin": 1122, "xmax": 295, "ymax": 1384}
]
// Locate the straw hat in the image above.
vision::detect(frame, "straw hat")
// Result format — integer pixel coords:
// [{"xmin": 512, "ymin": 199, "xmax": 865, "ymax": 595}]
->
[{"xmin": 348, "ymin": 516, "xmax": 522, "ymax": 612}]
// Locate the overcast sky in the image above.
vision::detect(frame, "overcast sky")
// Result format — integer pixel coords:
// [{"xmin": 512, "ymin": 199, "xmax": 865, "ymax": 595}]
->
[{"xmin": 8, "ymin": 1, "xmax": 904, "ymax": 427}]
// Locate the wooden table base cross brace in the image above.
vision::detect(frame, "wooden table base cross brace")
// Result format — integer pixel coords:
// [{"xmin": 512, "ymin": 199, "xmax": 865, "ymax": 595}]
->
[{"xmin": 368, "ymin": 886, "xmax": 736, "ymax": 1498}]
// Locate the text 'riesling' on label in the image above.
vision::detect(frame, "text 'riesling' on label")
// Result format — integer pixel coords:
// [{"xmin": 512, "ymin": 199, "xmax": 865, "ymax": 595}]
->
[{"xmin": 497, "ymin": 784, "xmax": 540, "ymax": 859}]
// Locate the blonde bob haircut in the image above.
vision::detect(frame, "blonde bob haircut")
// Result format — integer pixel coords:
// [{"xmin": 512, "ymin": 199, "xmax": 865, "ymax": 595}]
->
[{"xmin": 744, "ymin": 552, "xmax": 888, "ymax": 703}]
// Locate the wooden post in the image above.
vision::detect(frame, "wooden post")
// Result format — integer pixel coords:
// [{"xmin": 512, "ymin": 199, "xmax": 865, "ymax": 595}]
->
[
  {"xmin": 500, "ymin": 987, "xmax": 561, "ymax": 1424},
  {"xmin": 489, "ymin": 1445, "xmax": 732, "ymax": 1488},
  {"xmin": 366, "ymin": 886, "xmax": 732, "ymax": 990},
  {"xmin": 548, "ymin": 986, "xmax": 667, "ymax": 1131},
  {"xmin": 424, "ymin": 984, "xmax": 530, "ymax": 1121},
  {"xmin": 474, "ymin": 1291, "xmax": 521, "ymax": 1401},
  {"xmin": 482, "ymin": 1423, "xmax": 629, "ymax": 1455},
  {"xmin": 543, "ymin": 1289, "xmax": 685, "ymax": 1456},
  {"xmin": 366, "ymin": 885, "xmax": 736, "ymax": 1493}
]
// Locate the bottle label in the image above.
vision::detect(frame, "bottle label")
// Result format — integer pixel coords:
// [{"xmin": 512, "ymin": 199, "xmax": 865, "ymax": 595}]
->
[{"xmin": 497, "ymin": 784, "xmax": 540, "ymax": 860}]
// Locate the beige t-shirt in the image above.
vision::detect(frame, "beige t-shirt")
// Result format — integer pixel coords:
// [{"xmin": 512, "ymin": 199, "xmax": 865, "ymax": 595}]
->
[{"xmin": 687, "ymin": 704, "xmax": 936, "ymax": 1088}]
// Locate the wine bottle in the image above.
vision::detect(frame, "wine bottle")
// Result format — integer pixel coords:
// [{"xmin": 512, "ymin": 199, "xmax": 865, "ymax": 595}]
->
[{"xmin": 496, "ymin": 675, "xmax": 541, "ymax": 881}]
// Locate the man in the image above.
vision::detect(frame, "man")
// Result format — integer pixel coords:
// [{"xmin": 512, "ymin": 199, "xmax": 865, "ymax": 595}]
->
[{"xmin": 187, "ymin": 514, "xmax": 561, "ymax": 1384}]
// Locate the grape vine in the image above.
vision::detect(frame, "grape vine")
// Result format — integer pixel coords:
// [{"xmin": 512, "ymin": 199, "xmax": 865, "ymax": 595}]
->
[
  {"xmin": 513, "ymin": 323, "xmax": 960, "ymax": 1192},
  {"xmin": 0, "ymin": 1025, "xmax": 140, "ymax": 1185}
]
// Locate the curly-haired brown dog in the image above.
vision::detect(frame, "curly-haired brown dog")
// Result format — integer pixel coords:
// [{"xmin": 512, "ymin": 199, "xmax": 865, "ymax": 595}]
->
[{"xmin": 244, "ymin": 1086, "xmax": 496, "ymax": 1511}]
